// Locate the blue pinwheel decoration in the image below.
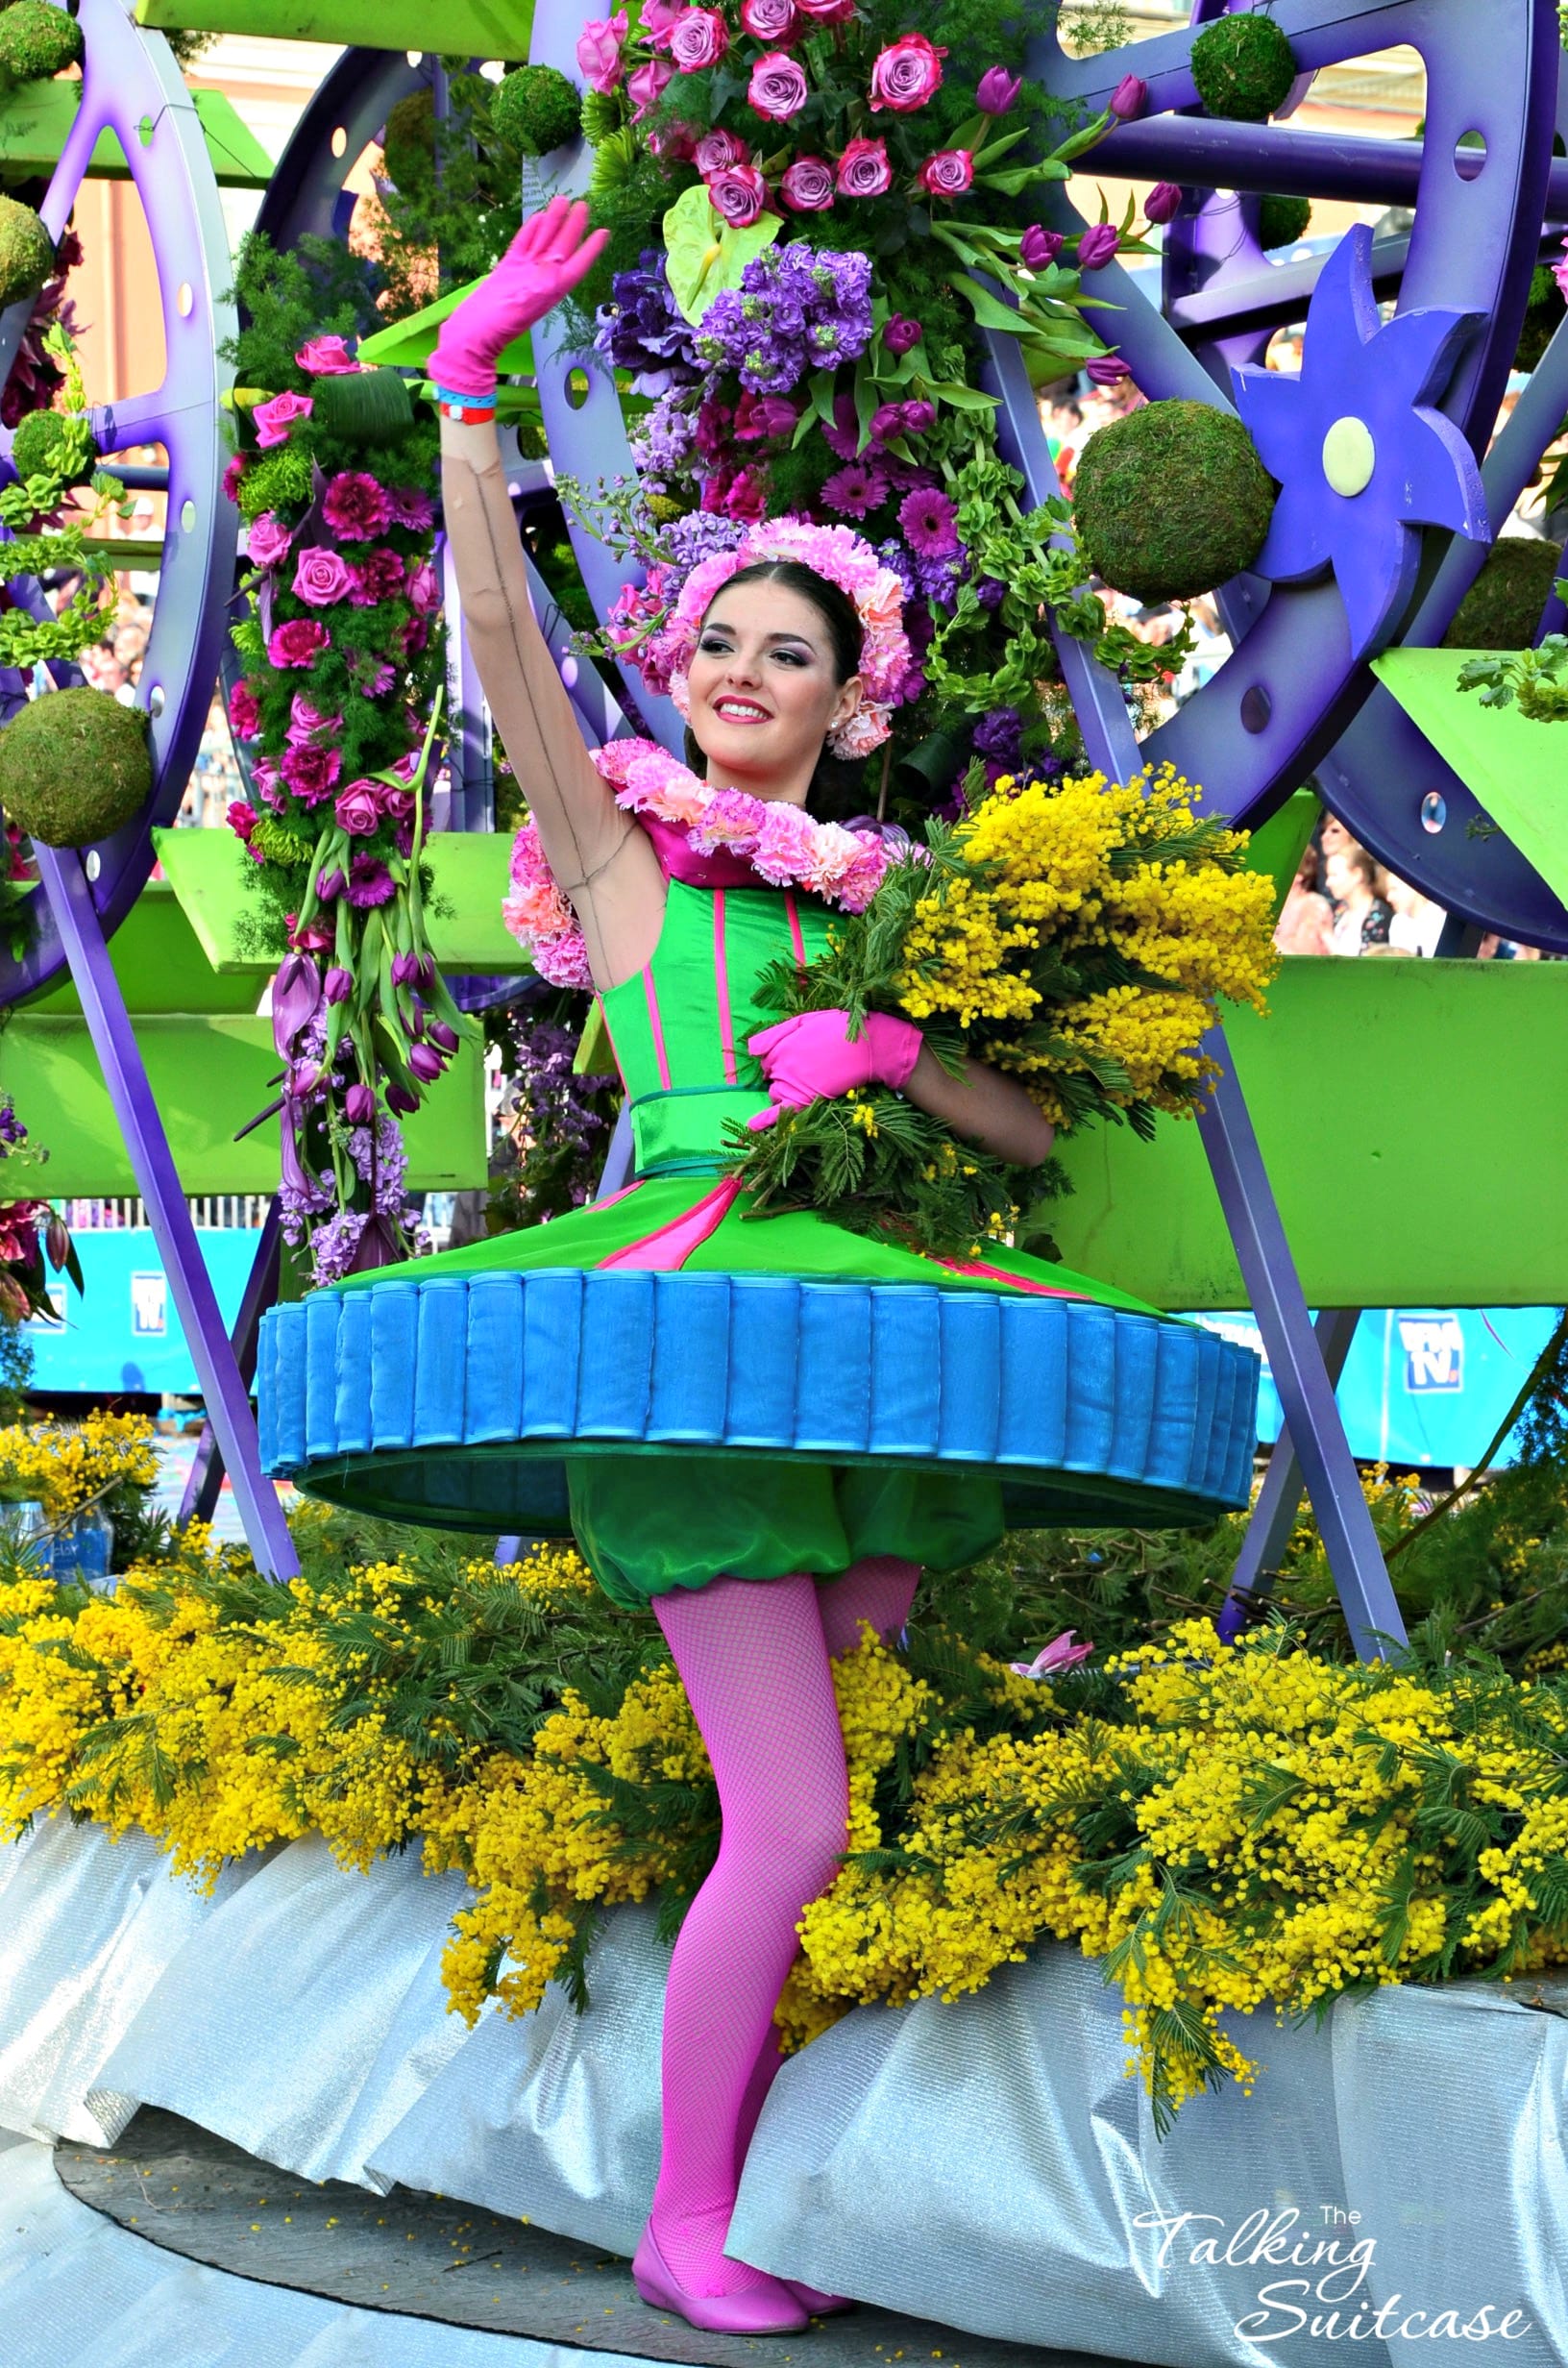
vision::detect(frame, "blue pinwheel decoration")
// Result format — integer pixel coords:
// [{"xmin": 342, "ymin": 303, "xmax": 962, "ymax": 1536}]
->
[{"xmin": 1233, "ymin": 225, "xmax": 1490, "ymax": 661}]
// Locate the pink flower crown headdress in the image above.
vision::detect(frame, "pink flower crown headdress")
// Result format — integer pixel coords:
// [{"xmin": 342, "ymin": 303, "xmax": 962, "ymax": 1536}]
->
[{"xmin": 657, "ymin": 518, "xmax": 913, "ymax": 762}]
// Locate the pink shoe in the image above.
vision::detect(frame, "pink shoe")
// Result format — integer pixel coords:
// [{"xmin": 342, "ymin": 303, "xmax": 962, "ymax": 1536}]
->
[
  {"xmin": 632, "ymin": 2218, "xmax": 809, "ymax": 2334},
  {"xmin": 783, "ymin": 2279, "xmax": 858, "ymax": 2316}
]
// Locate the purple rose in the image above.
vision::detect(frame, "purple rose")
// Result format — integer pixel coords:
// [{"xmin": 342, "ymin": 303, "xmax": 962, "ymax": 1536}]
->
[
  {"xmin": 1020, "ymin": 224, "xmax": 1066, "ymax": 270},
  {"xmin": 835, "ymin": 136, "xmax": 892, "ymax": 198},
  {"xmin": 253, "ymin": 390, "xmax": 312, "ymax": 448},
  {"xmin": 335, "ymin": 780, "xmax": 382, "ymax": 835},
  {"xmin": 695, "ymin": 127, "xmax": 749, "ymax": 177},
  {"xmin": 267, "ymin": 618, "xmax": 330, "ymax": 668},
  {"xmin": 576, "ymin": 11, "xmax": 627, "ymax": 91},
  {"xmin": 322, "ymin": 471, "xmax": 392, "ymax": 541},
  {"xmin": 670, "ymin": 6, "xmax": 728, "ymax": 69},
  {"xmin": 779, "ymin": 156, "xmax": 834, "ymax": 211},
  {"xmin": 293, "ymin": 545, "xmax": 355, "ymax": 606},
  {"xmin": 708, "ymin": 164, "xmax": 768, "ymax": 227},
  {"xmin": 1077, "ymin": 222, "xmax": 1120, "ymax": 269},
  {"xmin": 747, "ymin": 50, "xmax": 807, "ymax": 120},
  {"xmin": 350, "ymin": 547, "xmax": 407, "ymax": 607},
  {"xmin": 295, "ymin": 334, "xmax": 361, "ymax": 376},
  {"xmin": 869, "ymin": 31, "xmax": 944, "ymax": 112},
  {"xmin": 975, "ymin": 65, "xmax": 1020, "ymax": 114},
  {"xmin": 883, "ymin": 313, "xmax": 922, "ymax": 354},
  {"xmin": 281, "ymin": 743, "xmax": 342, "ymax": 803},
  {"xmin": 917, "ymin": 148, "xmax": 973, "ymax": 199},
  {"xmin": 1109, "ymin": 73, "xmax": 1146, "ymax": 121},
  {"xmin": 1144, "ymin": 181, "xmax": 1183, "ymax": 225},
  {"xmin": 404, "ymin": 557, "xmax": 441, "ymax": 615},
  {"xmin": 742, "ymin": 0, "xmax": 798, "ymax": 39}
]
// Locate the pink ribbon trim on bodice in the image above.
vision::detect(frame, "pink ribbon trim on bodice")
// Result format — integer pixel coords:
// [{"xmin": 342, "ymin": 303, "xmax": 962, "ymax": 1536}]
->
[
  {"xmin": 598, "ymin": 1178, "xmax": 744, "ymax": 1271},
  {"xmin": 639, "ymin": 813, "xmax": 762, "ymax": 891}
]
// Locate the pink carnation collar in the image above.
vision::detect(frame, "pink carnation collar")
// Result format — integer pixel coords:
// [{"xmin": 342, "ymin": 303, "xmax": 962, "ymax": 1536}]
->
[{"xmin": 502, "ymin": 737, "xmax": 892, "ymax": 987}]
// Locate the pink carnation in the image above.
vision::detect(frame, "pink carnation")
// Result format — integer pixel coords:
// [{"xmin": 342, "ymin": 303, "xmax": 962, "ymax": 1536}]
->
[
  {"xmin": 228, "ymin": 679, "xmax": 262, "ymax": 741},
  {"xmin": 253, "ymin": 390, "xmax": 312, "ymax": 448},
  {"xmin": 267, "ymin": 618, "xmax": 330, "ymax": 668},
  {"xmin": 349, "ymin": 547, "xmax": 406, "ymax": 606},
  {"xmin": 322, "ymin": 471, "xmax": 392, "ymax": 541},
  {"xmin": 280, "ymin": 742, "xmax": 342, "ymax": 804}
]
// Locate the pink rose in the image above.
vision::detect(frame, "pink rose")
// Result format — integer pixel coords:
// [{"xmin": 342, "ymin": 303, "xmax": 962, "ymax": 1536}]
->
[
  {"xmin": 404, "ymin": 557, "xmax": 441, "ymax": 615},
  {"xmin": 281, "ymin": 742, "xmax": 342, "ymax": 804},
  {"xmin": 708, "ymin": 163, "xmax": 767, "ymax": 226},
  {"xmin": 695, "ymin": 125, "xmax": 749, "ymax": 177},
  {"xmin": 292, "ymin": 545, "xmax": 355, "ymax": 606},
  {"xmin": 741, "ymin": 0, "xmax": 797, "ymax": 37},
  {"xmin": 747, "ymin": 50, "xmax": 806, "ymax": 119},
  {"xmin": 252, "ymin": 757, "xmax": 282, "ymax": 807},
  {"xmin": 267, "ymin": 618, "xmax": 330, "ymax": 668},
  {"xmin": 779, "ymin": 154, "xmax": 833, "ymax": 210},
  {"xmin": 869, "ymin": 32, "xmax": 944, "ymax": 112},
  {"xmin": 917, "ymin": 148, "xmax": 973, "ymax": 198},
  {"xmin": 247, "ymin": 510, "xmax": 292, "ymax": 568},
  {"xmin": 322, "ymin": 471, "xmax": 392, "ymax": 540},
  {"xmin": 349, "ymin": 547, "xmax": 406, "ymax": 606},
  {"xmin": 252, "ymin": 390, "xmax": 312, "ymax": 448},
  {"xmin": 649, "ymin": 118, "xmax": 698, "ymax": 160},
  {"xmin": 627, "ymin": 57, "xmax": 674, "ymax": 116},
  {"xmin": 334, "ymin": 780, "xmax": 383, "ymax": 835},
  {"xmin": 286, "ymin": 691, "xmax": 342, "ymax": 746},
  {"xmin": 294, "ymin": 334, "xmax": 361, "ymax": 375},
  {"xmin": 380, "ymin": 783, "xmax": 416, "ymax": 823},
  {"xmin": 835, "ymin": 136, "xmax": 892, "ymax": 198},
  {"xmin": 794, "ymin": 0, "xmax": 852, "ymax": 17},
  {"xmin": 669, "ymin": 6, "xmax": 727, "ymax": 68},
  {"xmin": 228, "ymin": 679, "xmax": 261, "ymax": 741},
  {"xmin": 640, "ymin": 0, "xmax": 685, "ymax": 48},
  {"xmin": 576, "ymin": 12, "xmax": 627, "ymax": 91}
]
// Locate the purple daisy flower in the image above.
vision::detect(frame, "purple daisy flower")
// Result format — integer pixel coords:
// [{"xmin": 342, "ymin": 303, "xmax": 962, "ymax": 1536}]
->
[
  {"xmin": 821, "ymin": 463, "xmax": 889, "ymax": 520},
  {"xmin": 898, "ymin": 486, "xmax": 960, "ymax": 557}
]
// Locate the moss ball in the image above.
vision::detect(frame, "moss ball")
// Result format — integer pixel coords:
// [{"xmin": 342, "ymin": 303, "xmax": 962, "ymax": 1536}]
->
[
  {"xmin": 1074, "ymin": 399, "xmax": 1277, "ymax": 604},
  {"xmin": 235, "ymin": 440, "xmax": 312, "ymax": 521},
  {"xmin": 10, "ymin": 406, "xmax": 98, "ymax": 486},
  {"xmin": 381, "ymin": 89, "xmax": 434, "ymax": 189},
  {"xmin": 1190, "ymin": 14, "xmax": 1298, "ymax": 122},
  {"xmin": 1442, "ymin": 539, "xmax": 1565, "ymax": 652},
  {"xmin": 0, "ymin": 687, "xmax": 152, "ymax": 848},
  {"xmin": 0, "ymin": 1, "xmax": 84, "ymax": 84},
  {"xmin": 1259, "ymin": 193, "xmax": 1311, "ymax": 251},
  {"xmin": 0, "ymin": 194, "xmax": 54, "ymax": 311},
  {"xmin": 491, "ymin": 63, "xmax": 581, "ymax": 157}
]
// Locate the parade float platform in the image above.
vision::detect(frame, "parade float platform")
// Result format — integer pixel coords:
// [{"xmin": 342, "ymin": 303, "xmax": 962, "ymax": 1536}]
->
[{"xmin": 5, "ymin": 1815, "xmax": 1567, "ymax": 2368}]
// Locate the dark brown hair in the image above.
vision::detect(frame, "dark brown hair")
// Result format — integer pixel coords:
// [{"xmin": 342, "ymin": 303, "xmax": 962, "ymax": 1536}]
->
[{"xmin": 682, "ymin": 558, "xmax": 870, "ymax": 823}]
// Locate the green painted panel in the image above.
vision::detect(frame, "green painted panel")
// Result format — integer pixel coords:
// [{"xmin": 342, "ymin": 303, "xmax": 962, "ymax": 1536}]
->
[
  {"xmin": 359, "ymin": 288, "xmax": 535, "ymax": 378},
  {"xmin": 0, "ymin": 77, "xmax": 273, "ymax": 186},
  {"xmin": 136, "ymin": 0, "xmax": 532, "ymax": 60},
  {"xmin": 152, "ymin": 826, "xmax": 530, "ymax": 975},
  {"xmin": 0, "ymin": 1015, "xmax": 485, "ymax": 1196},
  {"xmin": 1243, "ymin": 785, "xmax": 1317, "ymax": 918},
  {"xmin": 1047, "ymin": 957, "xmax": 1568, "ymax": 1310},
  {"xmin": 26, "ymin": 883, "xmax": 262, "ymax": 1018},
  {"xmin": 1374, "ymin": 647, "xmax": 1568, "ymax": 910}
]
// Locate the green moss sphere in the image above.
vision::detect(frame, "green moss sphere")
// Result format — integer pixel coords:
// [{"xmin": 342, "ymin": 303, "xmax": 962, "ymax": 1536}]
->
[
  {"xmin": 0, "ymin": 194, "xmax": 54, "ymax": 311},
  {"xmin": 1074, "ymin": 399, "xmax": 1277, "ymax": 605},
  {"xmin": 0, "ymin": 688, "xmax": 152, "ymax": 849},
  {"xmin": 380, "ymin": 89, "xmax": 434, "ymax": 189},
  {"xmin": 10, "ymin": 407, "xmax": 98, "ymax": 486},
  {"xmin": 1442, "ymin": 539, "xmax": 1565, "ymax": 652},
  {"xmin": 0, "ymin": 0, "xmax": 84, "ymax": 83},
  {"xmin": 491, "ymin": 63, "xmax": 582, "ymax": 157},
  {"xmin": 1259, "ymin": 193, "xmax": 1311, "ymax": 251},
  {"xmin": 1190, "ymin": 14, "xmax": 1299, "ymax": 122}
]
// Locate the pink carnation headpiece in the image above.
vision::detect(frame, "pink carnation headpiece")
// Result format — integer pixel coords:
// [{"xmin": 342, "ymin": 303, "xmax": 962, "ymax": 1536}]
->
[{"xmin": 656, "ymin": 517, "xmax": 912, "ymax": 761}]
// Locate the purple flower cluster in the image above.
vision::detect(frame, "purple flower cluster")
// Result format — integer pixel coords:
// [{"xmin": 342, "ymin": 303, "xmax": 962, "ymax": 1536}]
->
[
  {"xmin": 698, "ymin": 244, "xmax": 874, "ymax": 395},
  {"xmin": 595, "ymin": 252, "xmax": 703, "ymax": 396},
  {"xmin": 0, "ymin": 1097, "xmax": 28, "ymax": 1156}
]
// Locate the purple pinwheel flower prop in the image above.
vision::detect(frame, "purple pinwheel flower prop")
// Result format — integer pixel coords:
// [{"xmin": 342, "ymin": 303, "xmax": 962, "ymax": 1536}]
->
[{"xmin": 1232, "ymin": 225, "xmax": 1489, "ymax": 661}]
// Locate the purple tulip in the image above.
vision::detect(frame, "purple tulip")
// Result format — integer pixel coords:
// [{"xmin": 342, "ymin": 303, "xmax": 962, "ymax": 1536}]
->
[
  {"xmin": 344, "ymin": 1082, "xmax": 377, "ymax": 1123},
  {"xmin": 900, "ymin": 399, "xmax": 936, "ymax": 434},
  {"xmin": 316, "ymin": 867, "xmax": 348, "ymax": 902},
  {"xmin": 271, "ymin": 952, "xmax": 321, "ymax": 1062},
  {"xmin": 1077, "ymin": 222, "xmax": 1120, "ymax": 270},
  {"xmin": 44, "ymin": 1214, "xmax": 68, "ymax": 1273},
  {"xmin": 323, "ymin": 965, "xmax": 354, "ymax": 1004},
  {"xmin": 287, "ymin": 1060, "xmax": 322, "ymax": 1101},
  {"xmin": 883, "ymin": 314, "xmax": 923, "ymax": 355},
  {"xmin": 427, "ymin": 1019, "xmax": 459, "ymax": 1054},
  {"xmin": 975, "ymin": 65, "xmax": 1020, "ymax": 115},
  {"xmin": 408, "ymin": 1042, "xmax": 446, "ymax": 1083},
  {"xmin": 1144, "ymin": 181, "xmax": 1182, "ymax": 224},
  {"xmin": 386, "ymin": 1082, "xmax": 420, "ymax": 1115},
  {"xmin": 1086, "ymin": 353, "xmax": 1131, "ymax": 385},
  {"xmin": 1109, "ymin": 73, "xmax": 1146, "ymax": 121},
  {"xmin": 416, "ymin": 953, "xmax": 437, "ymax": 991},
  {"xmin": 1020, "ymin": 224, "xmax": 1065, "ymax": 271},
  {"xmin": 391, "ymin": 950, "xmax": 421, "ymax": 987}
]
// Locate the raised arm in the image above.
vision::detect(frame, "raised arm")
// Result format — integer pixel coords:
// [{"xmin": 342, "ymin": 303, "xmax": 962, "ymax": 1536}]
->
[{"xmin": 430, "ymin": 199, "xmax": 664, "ymax": 988}]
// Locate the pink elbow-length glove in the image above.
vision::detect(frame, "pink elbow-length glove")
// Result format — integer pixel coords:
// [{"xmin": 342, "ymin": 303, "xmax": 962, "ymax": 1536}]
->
[
  {"xmin": 429, "ymin": 194, "xmax": 609, "ymax": 400},
  {"xmin": 746, "ymin": 1009, "xmax": 923, "ymax": 1132}
]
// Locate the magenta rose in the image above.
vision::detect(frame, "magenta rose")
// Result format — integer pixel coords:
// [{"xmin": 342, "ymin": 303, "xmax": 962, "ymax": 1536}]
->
[
  {"xmin": 247, "ymin": 510, "xmax": 292, "ymax": 568},
  {"xmin": 295, "ymin": 334, "xmax": 361, "ymax": 375},
  {"xmin": 576, "ymin": 11, "xmax": 627, "ymax": 91},
  {"xmin": 869, "ymin": 31, "xmax": 944, "ymax": 112},
  {"xmin": 670, "ymin": 5, "xmax": 727, "ymax": 67},
  {"xmin": 747, "ymin": 50, "xmax": 807, "ymax": 118},
  {"xmin": 641, "ymin": 0, "xmax": 684, "ymax": 45},
  {"xmin": 228, "ymin": 679, "xmax": 262, "ymax": 740},
  {"xmin": 779, "ymin": 155, "xmax": 834, "ymax": 211},
  {"xmin": 386, "ymin": 486, "xmax": 435, "ymax": 530},
  {"xmin": 404, "ymin": 557, "xmax": 441, "ymax": 615},
  {"xmin": 1020, "ymin": 224, "xmax": 1065, "ymax": 270},
  {"xmin": 695, "ymin": 126, "xmax": 749, "ymax": 177},
  {"xmin": 708, "ymin": 163, "xmax": 768, "ymax": 226},
  {"xmin": 348, "ymin": 548, "xmax": 406, "ymax": 606},
  {"xmin": 292, "ymin": 545, "xmax": 355, "ymax": 607},
  {"xmin": 649, "ymin": 118, "xmax": 698, "ymax": 160},
  {"xmin": 741, "ymin": 0, "xmax": 798, "ymax": 38},
  {"xmin": 917, "ymin": 148, "xmax": 973, "ymax": 198},
  {"xmin": 252, "ymin": 757, "xmax": 282, "ymax": 807},
  {"xmin": 253, "ymin": 390, "xmax": 312, "ymax": 449},
  {"xmin": 1077, "ymin": 221, "xmax": 1120, "ymax": 268},
  {"xmin": 281, "ymin": 742, "xmax": 342, "ymax": 804},
  {"xmin": 267, "ymin": 618, "xmax": 330, "ymax": 669},
  {"xmin": 835, "ymin": 136, "xmax": 892, "ymax": 197},
  {"xmin": 628, "ymin": 57, "xmax": 674, "ymax": 116},
  {"xmin": 323, "ymin": 471, "xmax": 392, "ymax": 540},
  {"xmin": 380, "ymin": 784, "xmax": 417, "ymax": 823},
  {"xmin": 334, "ymin": 780, "xmax": 383, "ymax": 835}
]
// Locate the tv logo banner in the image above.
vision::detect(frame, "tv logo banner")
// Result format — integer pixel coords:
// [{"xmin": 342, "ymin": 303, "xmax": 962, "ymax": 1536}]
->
[{"xmin": 1398, "ymin": 1315, "xmax": 1464, "ymax": 1395}]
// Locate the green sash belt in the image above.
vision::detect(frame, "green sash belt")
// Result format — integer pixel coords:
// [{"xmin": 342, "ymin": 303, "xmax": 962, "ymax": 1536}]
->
[{"xmin": 630, "ymin": 1085, "xmax": 772, "ymax": 1178}]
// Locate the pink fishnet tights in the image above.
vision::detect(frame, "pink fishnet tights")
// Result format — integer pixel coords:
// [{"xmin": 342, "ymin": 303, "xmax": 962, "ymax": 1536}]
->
[{"xmin": 648, "ymin": 1554, "xmax": 919, "ymax": 2297}]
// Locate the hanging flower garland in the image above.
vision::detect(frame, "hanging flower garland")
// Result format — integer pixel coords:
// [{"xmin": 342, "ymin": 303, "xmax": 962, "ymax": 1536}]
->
[{"xmin": 0, "ymin": 1096, "xmax": 77, "ymax": 1328}]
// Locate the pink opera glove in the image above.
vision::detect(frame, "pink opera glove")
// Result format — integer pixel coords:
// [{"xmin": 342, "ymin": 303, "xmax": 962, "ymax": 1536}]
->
[
  {"xmin": 428, "ymin": 194, "xmax": 610, "ymax": 399},
  {"xmin": 745, "ymin": 1007, "xmax": 922, "ymax": 1131}
]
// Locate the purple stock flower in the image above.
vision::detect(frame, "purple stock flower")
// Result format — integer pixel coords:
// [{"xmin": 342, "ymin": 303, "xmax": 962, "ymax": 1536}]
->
[
  {"xmin": 698, "ymin": 243, "xmax": 873, "ymax": 396},
  {"xmin": 973, "ymin": 705, "xmax": 1023, "ymax": 763},
  {"xmin": 595, "ymin": 251, "xmax": 703, "ymax": 395}
]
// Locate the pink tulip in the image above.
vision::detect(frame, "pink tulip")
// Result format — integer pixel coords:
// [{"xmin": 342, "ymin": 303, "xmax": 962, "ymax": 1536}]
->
[
  {"xmin": 576, "ymin": 12, "xmax": 627, "ymax": 92},
  {"xmin": 1009, "ymin": 1630, "xmax": 1094, "ymax": 1679}
]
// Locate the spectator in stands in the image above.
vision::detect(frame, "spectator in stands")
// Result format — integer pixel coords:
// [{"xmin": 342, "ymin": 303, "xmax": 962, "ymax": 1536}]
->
[
  {"xmin": 1326, "ymin": 842, "xmax": 1394, "ymax": 954},
  {"xmin": 1274, "ymin": 843, "xmax": 1335, "ymax": 955}
]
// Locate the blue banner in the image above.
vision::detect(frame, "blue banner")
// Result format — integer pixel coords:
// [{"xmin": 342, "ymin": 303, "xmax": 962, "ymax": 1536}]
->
[{"xmin": 23, "ymin": 1229, "xmax": 262, "ymax": 1396}]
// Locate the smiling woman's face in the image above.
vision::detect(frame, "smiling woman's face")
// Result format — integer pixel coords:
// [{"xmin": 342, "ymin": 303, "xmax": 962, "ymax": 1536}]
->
[{"xmin": 686, "ymin": 578, "xmax": 862, "ymax": 802}]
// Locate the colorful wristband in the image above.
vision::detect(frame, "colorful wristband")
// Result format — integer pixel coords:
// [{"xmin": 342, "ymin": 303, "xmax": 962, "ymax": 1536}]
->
[{"xmin": 433, "ymin": 383, "xmax": 497, "ymax": 423}]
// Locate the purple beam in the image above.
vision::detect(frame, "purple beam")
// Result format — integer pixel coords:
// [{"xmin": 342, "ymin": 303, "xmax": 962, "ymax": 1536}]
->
[
  {"xmin": 1218, "ymin": 1307, "xmax": 1361, "ymax": 1635},
  {"xmin": 1100, "ymin": 114, "xmax": 1568, "ymax": 216},
  {"xmin": 35, "ymin": 846, "xmax": 300, "ymax": 1580},
  {"xmin": 982, "ymin": 328, "xmax": 1406, "ymax": 1661},
  {"xmin": 178, "ymin": 1197, "xmax": 282, "ymax": 1526}
]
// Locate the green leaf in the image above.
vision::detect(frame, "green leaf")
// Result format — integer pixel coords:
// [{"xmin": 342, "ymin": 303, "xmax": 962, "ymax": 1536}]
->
[
  {"xmin": 662, "ymin": 184, "xmax": 783, "ymax": 327},
  {"xmin": 949, "ymin": 272, "xmax": 1029, "ymax": 335},
  {"xmin": 921, "ymin": 379, "xmax": 1000, "ymax": 415}
]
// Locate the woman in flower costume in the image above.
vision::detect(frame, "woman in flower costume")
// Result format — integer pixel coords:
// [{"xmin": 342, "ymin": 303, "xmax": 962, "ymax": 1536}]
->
[{"xmin": 260, "ymin": 199, "xmax": 1258, "ymax": 2335}]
